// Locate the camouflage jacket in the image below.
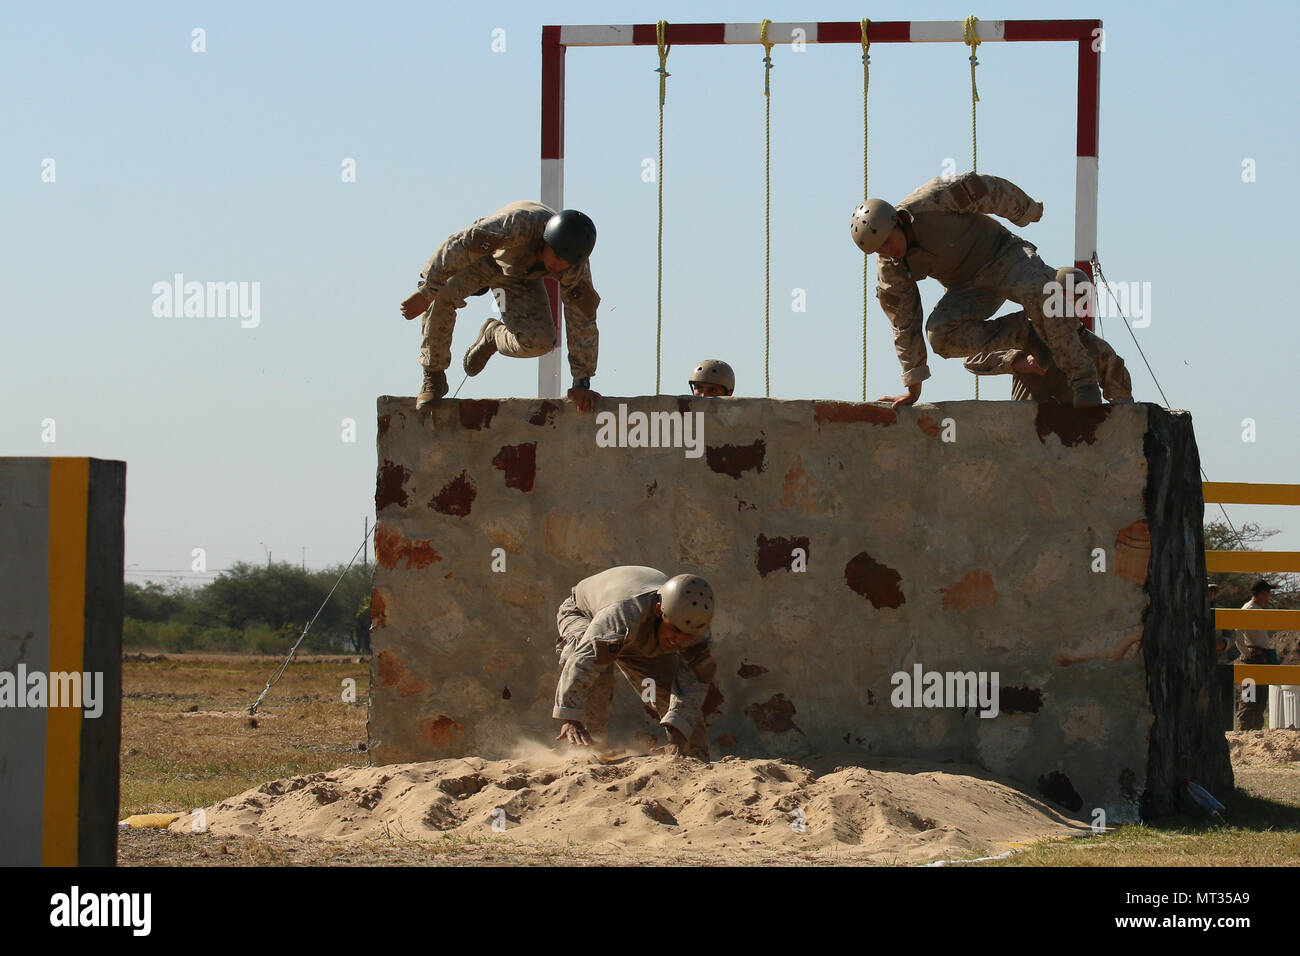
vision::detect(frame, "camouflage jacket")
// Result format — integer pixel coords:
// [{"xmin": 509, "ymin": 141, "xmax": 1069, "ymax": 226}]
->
[
  {"xmin": 419, "ymin": 200, "xmax": 602, "ymax": 379},
  {"xmin": 877, "ymin": 173, "xmax": 1043, "ymax": 385}
]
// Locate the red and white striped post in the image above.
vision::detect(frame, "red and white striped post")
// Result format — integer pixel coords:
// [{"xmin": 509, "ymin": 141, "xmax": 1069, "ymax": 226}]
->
[{"xmin": 539, "ymin": 19, "xmax": 1102, "ymax": 396}]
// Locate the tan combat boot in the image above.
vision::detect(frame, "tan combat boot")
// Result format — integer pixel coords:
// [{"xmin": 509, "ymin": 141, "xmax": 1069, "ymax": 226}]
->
[
  {"xmin": 416, "ymin": 368, "xmax": 448, "ymax": 411},
  {"xmin": 463, "ymin": 318, "xmax": 503, "ymax": 376}
]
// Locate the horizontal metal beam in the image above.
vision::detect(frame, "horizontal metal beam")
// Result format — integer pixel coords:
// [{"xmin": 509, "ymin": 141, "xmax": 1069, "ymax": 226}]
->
[
  {"xmin": 1231, "ymin": 664, "xmax": 1300, "ymax": 686},
  {"xmin": 1215, "ymin": 608, "xmax": 1300, "ymax": 630},
  {"xmin": 553, "ymin": 20, "xmax": 1101, "ymax": 47},
  {"xmin": 1203, "ymin": 482, "xmax": 1300, "ymax": 506},
  {"xmin": 1206, "ymin": 550, "xmax": 1300, "ymax": 573}
]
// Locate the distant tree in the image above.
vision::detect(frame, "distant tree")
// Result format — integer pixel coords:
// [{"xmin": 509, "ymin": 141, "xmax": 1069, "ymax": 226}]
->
[
  {"xmin": 124, "ymin": 559, "xmax": 375, "ymax": 653},
  {"xmin": 123, "ymin": 581, "xmax": 189, "ymax": 622},
  {"xmin": 202, "ymin": 562, "xmax": 325, "ymax": 632}
]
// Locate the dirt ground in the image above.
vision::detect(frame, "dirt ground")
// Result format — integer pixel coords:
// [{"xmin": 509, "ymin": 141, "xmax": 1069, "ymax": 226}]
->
[{"xmin": 116, "ymin": 655, "xmax": 1300, "ymax": 867}]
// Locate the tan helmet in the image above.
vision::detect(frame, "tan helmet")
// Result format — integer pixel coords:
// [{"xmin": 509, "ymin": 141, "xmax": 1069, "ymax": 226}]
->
[
  {"xmin": 850, "ymin": 199, "xmax": 898, "ymax": 254},
  {"xmin": 660, "ymin": 574, "xmax": 714, "ymax": 636},
  {"xmin": 689, "ymin": 359, "xmax": 735, "ymax": 394},
  {"xmin": 1055, "ymin": 266, "xmax": 1091, "ymax": 290},
  {"xmin": 1055, "ymin": 267, "xmax": 1092, "ymax": 323}
]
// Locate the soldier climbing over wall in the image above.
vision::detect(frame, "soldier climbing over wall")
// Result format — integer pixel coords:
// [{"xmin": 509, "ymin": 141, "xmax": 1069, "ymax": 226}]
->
[
  {"xmin": 553, "ymin": 566, "xmax": 717, "ymax": 760},
  {"xmin": 850, "ymin": 172, "xmax": 1103, "ymax": 409},
  {"xmin": 399, "ymin": 201, "xmax": 602, "ymax": 412},
  {"xmin": 688, "ymin": 359, "xmax": 735, "ymax": 397},
  {"xmin": 963, "ymin": 268, "xmax": 1134, "ymax": 404}
]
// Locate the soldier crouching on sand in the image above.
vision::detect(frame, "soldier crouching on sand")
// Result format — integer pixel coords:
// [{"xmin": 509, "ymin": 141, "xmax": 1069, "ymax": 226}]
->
[
  {"xmin": 852, "ymin": 172, "xmax": 1103, "ymax": 409},
  {"xmin": 963, "ymin": 268, "xmax": 1134, "ymax": 404},
  {"xmin": 399, "ymin": 201, "xmax": 602, "ymax": 412},
  {"xmin": 688, "ymin": 359, "xmax": 735, "ymax": 397},
  {"xmin": 554, "ymin": 566, "xmax": 717, "ymax": 760}
]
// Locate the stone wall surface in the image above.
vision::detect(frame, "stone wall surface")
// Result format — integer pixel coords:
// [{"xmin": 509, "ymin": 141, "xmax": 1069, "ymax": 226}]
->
[{"xmin": 369, "ymin": 396, "xmax": 1228, "ymax": 821}]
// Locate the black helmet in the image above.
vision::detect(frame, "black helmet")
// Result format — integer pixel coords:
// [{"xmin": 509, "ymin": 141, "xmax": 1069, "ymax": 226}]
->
[{"xmin": 543, "ymin": 209, "xmax": 597, "ymax": 265}]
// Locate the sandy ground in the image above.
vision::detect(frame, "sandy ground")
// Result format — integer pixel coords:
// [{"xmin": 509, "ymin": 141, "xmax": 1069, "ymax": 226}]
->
[
  {"xmin": 1226, "ymin": 730, "xmax": 1300, "ymax": 769},
  {"xmin": 163, "ymin": 747, "xmax": 1088, "ymax": 865}
]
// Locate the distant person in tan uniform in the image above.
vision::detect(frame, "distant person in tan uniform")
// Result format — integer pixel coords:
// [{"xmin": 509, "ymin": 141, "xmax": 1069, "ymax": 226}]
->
[{"xmin": 1235, "ymin": 579, "xmax": 1277, "ymax": 730}]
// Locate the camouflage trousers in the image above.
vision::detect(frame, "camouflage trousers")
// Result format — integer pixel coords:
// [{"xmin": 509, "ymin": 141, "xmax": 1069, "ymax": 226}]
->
[
  {"xmin": 420, "ymin": 255, "xmax": 558, "ymax": 371},
  {"xmin": 926, "ymin": 243, "xmax": 1099, "ymax": 391},
  {"xmin": 554, "ymin": 594, "xmax": 710, "ymax": 760}
]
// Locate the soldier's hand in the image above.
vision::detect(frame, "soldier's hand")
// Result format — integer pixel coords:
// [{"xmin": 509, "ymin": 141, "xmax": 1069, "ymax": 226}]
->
[
  {"xmin": 1026, "ymin": 200, "xmax": 1044, "ymax": 224},
  {"xmin": 567, "ymin": 386, "xmax": 601, "ymax": 413},
  {"xmin": 555, "ymin": 720, "xmax": 594, "ymax": 747},
  {"xmin": 652, "ymin": 727, "xmax": 688, "ymax": 758},
  {"xmin": 400, "ymin": 290, "xmax": 432, "ymax": 320},
  {"xmin": 876, "ymin": 383, "xmax": 922, "ymax": 409}
]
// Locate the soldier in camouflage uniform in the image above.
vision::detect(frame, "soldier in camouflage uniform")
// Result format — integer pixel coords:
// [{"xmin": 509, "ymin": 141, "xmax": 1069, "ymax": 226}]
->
[
  {"xmin": 399, "ymin": 201, "xmax": 602, "ymax": 412},
  {"xmin": 554, "ymin": 566, "xmax": 717, "ymax": 760},
  {"xmin": 851, "ymin": 172, "xmax": 1103, "ymax": 409},
  {"xmin": 963, "ymin": 268, "xmax": 1133, "ymax": 404}
]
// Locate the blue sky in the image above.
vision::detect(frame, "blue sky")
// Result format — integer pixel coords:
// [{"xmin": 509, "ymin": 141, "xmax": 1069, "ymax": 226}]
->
[{"xmin": 3, "ymin": 0, "xmax": 1298, "ymax": 581}]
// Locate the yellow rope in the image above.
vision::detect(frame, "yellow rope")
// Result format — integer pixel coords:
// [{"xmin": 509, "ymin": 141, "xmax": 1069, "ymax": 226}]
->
[
  {"xmin": 964, "ymin": 15, "xmax": 981, "ymax": 400},
  {"xmin": 761, "ymin": 19, "xmax": 774, "ymax": 397},
  {"xmin": 655, "ymin": 20, "xmax": 670, "ymax": 394},
  {"xmin": 963, "ymin": 15, "xmax": 981, "ymax": 173},
  {"xmin": 861, "ymin": 18, "xmax": 870, "ymax": 402}
]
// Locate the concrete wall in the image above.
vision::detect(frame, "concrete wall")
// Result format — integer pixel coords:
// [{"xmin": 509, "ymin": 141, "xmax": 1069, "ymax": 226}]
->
[
  {"xmin": 0, "ymin": 458, "xmax": 124, "ymax": 866},
  {"xmin": 369, "ymin": 397, "xmax": 1228, "ymax": 822}
]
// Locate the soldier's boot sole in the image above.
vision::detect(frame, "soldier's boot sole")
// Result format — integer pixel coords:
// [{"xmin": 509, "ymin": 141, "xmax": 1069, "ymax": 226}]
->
[
  {"xmin": 1072, "ymin": 384, "xmax": 1103, "ymax": 409},
  {"xmin": 416, "ymin": 369, "xmax": 449, "ymax": 411},
  {"xmin": 463, "ymin": 318, "xmax": 502, "ymax": 377}
]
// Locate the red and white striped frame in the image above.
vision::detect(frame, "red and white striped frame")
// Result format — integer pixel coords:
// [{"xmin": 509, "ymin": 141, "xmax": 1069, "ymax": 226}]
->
[{"xmin": 539, "ymin": 19, "xmax": 1102, "ymax": 397}]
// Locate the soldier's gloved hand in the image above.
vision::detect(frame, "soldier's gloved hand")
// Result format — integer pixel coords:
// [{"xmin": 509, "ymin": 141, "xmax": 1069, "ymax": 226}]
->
[
  {"xmin": 1024, "ymin": 200, "xmax": 1044, "ymax": 224},
  {"xmin": 567, "ymin": 386, "xmax": 601, "ymax": 414},
  {"xmin": 555, "ymin": 720, "xmax": 594, "ymax": 747},
  {"xmin": 400, "ymin": 290, "xmax": 433, "ymax": 320}
]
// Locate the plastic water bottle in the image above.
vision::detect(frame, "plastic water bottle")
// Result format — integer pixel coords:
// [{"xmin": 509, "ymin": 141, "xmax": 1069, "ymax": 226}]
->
[{"xmin": 1182, "ymin": 779, "xmax": 1225, "ymax": 820}]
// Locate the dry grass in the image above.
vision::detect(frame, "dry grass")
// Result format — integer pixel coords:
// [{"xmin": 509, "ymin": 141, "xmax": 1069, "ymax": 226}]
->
[
  {"xmin": 120, "ymin": 654, "xmax": 369, "ymax": 817},
  {"xmin": 118, "ymin": 655, "xmax": 1300, "ymax": 866}
]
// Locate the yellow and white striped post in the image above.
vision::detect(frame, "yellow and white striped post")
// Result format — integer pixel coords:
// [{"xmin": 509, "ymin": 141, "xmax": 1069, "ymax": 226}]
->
[{"xmin": 0, "ymin": 458, "xmax": 125, "ymax": 866}]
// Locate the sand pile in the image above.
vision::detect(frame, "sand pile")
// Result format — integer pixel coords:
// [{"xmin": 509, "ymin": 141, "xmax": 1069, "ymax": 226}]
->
[
  {"xmin": 170, "ymin": 749, "xmax": 1088, "ymax": 863},
  {"xmin": 1227, "ymin": 730, "xmax": 1300, "ymax": 769}
]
